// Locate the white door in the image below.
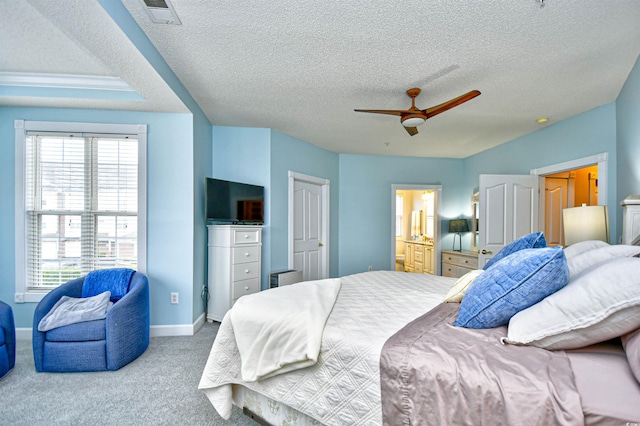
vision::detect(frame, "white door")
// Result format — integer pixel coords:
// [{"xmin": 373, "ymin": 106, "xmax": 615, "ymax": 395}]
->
[
  {"xmin": 544, "ymin": 177, "xmax": 569, "ymax": 246},
  {"xmin": 478, "ymin": 174, "xmax": 539, "ymax": 267},
  {"xmin": 289, "ymin": 172, "xmax": 329, "ymax": 281}
]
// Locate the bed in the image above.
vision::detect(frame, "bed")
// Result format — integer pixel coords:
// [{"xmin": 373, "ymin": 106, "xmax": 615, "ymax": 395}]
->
[{"xmin": 199, "ymin": 237, "xmax": 640, "ymax": 425}]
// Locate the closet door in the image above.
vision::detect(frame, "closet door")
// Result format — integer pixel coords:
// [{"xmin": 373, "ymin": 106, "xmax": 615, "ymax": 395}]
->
[{"xmin": 478, "ymin": 174, "xmax": 539, "ymax": 267}]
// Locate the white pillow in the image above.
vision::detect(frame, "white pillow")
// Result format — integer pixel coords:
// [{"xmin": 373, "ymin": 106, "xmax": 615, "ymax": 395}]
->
[
  {"xmin": 563, "ymin": 240, "xmax": 609, "ymax": 259},
  {"xmin": 567, "ymin": 244, "xmax": 640, "ymax": 277},
  {"xmin": 443, "ymin": 270, "xmax": 484, "ymax": 303},
  {"xmin": 504, "ymin": 257, "xmax": 640, "ymax": 350}
]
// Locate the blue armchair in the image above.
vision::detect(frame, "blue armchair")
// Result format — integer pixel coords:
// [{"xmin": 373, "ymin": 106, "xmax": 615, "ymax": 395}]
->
[
  {"xmin": 33, "ymin": 271, "xmax": 150, "ymax": 372},
  {"xmin": 0, "ymin": 300, "xmax": 16, "ymax": 378}
]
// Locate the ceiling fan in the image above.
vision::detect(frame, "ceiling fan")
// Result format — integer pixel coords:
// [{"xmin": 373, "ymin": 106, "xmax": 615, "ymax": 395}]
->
[{"xmin": 354, "ymin": 88, "xmax": 481, "ymax": 136}]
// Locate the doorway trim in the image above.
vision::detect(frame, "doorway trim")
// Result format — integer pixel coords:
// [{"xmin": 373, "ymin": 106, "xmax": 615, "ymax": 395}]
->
[
  {"xmin": 530, "ymin": 152, "xmax": 608, "ymax": 233},
  {"xmin": 391, "ymin": 184, "xmax": 442, "ymax": 275},
  {"xmin": 288, "ymin": 171, "xmax": 330, "ymax": 278}
]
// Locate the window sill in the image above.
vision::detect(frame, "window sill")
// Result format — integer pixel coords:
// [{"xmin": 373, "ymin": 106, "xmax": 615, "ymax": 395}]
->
[{"xmin": 14, "ymin": 292, "xmax": 47, "ymax": 304}]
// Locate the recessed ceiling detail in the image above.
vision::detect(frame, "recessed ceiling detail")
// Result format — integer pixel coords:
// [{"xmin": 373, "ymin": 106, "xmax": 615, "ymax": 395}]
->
[
  {"xmin": 0, "ymin": 72, "xmax": 135, "ymax": 92},
  {"xmin": 2, "ymin": 0, "xmax": 639, "ymax": 158}
]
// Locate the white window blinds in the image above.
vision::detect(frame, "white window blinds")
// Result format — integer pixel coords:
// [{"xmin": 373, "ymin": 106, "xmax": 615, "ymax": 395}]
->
[{"xmin": 25, "ymin": 132, "xmax": 138, "ymax": 290}]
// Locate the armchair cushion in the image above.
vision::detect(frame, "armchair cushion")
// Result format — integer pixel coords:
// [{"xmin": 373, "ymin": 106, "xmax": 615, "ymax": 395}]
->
[
  {"xmin": 0, "ymin": 300, "xmax": 16, "ymax": 378},
  {"xmin": 82, "ymin": 268, "xmax": 135, "ymax": 302},
  {"xmin": 45, "ymin": 319, "xmax": 107, "ymax": 342}
]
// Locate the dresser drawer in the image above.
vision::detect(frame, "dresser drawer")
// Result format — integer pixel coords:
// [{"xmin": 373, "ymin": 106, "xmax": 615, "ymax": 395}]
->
[
  {"xmin": 232, "ymin": 246, "xmax": 261, "ymax": 264},
  {"xmin": 232, "ymin": 278, "xmax": 260, "ymax": 301},
  {"xmin": 442, "ymin": 264, "xmax": 472, "ymax": 278},
  {"xmin": 442, "ymin": 253, "xmax": 478, "ymax": 269},
  {"xmin": 233, "ymin": 262, "xmax": 260, "ymax": 281},
  {"xmin": 414, "ymin": 250, "xmax": 424, "ymax": 263},
  {"xmin": 233, "ymin": 228, "xmax": 261, "ymax": 245}
]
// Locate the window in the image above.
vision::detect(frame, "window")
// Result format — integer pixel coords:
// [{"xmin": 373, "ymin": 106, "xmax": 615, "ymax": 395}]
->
[{"xmin": 15, "ymin": 121, "xmax": 147, "ymax": 302}]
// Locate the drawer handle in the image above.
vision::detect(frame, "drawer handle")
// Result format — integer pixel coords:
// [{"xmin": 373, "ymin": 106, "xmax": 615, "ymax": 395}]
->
[
  {"xmin": 245, "ymin": 286, "xmax": 249, "ymax": 290},
  {"xmin": 244, "ymin": 234, "xmax": 249, "ymax": 239},
  {"xmin": 464, "ymin": 260, "xmax": 468, "ymax": 264},
  {"xmin": 245, "ymin": 269, "xmax": 250, "ymax": 274},
  {"xmin": 245, "ymin": 252, "xmax": 250, "ymax": 257}
]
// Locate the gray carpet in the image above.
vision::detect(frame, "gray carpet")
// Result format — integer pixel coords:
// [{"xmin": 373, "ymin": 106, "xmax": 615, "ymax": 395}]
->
[{"xmin": 0, "ymin": 322, "xmax": 257, "ymax": 426}]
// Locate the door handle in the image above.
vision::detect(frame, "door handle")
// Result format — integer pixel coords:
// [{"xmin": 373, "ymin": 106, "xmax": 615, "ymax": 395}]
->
[
  {"xmin": 318, "ymin": 242, "xmax": 324, "ymax": 247},
  {"xmin": 481, "ymin": 249, "xmax": 493, "ymax": 255}
]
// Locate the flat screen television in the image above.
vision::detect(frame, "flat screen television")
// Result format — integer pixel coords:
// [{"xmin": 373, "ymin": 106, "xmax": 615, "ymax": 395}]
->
[{"xmin": 205, "ymin": 178, "xmax": 264, "ymax": 224}]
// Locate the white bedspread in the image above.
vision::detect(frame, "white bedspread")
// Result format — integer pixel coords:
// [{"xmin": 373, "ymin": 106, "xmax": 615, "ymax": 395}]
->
[
  {"xmin": 198, "ymin": 271, "xmax": 455, "ymax": 425},
  {"xmin": 230, "ymin": 278, "xmax": 341, "ymax": 382}
]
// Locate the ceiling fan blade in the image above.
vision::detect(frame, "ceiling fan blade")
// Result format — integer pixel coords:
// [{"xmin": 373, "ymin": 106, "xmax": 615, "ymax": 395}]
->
[
  {"xmin": 354, "ymin": 109, "xmax": 408, "ymax": 117},
  {"xmin": 424, "ymin": 90, "xmax": 481, "ymax": 119},
  {"xmin": 404, "ymin": 126, "xmax": 419, "ymax": 136}
]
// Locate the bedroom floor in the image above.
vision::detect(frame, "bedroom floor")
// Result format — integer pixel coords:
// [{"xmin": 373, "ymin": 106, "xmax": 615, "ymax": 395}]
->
[{"xmin": 0, "ymin": 322, "xmax": 258, "ymax": 425}]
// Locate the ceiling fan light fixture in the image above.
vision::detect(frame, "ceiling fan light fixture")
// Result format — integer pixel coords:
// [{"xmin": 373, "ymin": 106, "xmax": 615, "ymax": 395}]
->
[{"xmin": 402, "ymin": 117, "xmax": 426, "ymax": 128}]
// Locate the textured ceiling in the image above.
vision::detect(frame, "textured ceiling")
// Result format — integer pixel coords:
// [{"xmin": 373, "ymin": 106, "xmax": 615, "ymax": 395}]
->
[
  {"xmin": 2, "ymin": 0, "xmax": 640, "ymax": 158},
  {"xmin": 0, "ymin": 0, "xmax": 187, "ymax": 114}
]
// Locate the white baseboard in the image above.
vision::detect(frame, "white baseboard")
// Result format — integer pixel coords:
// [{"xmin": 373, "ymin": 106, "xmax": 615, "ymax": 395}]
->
[
  {"xmin": 16, "ymin": 328, "xmax": 32, "ymax": 340},
  {"xmin": 15, "ymin": 312, "xmax": 207, "ymax": 340},
  {"xmin": 150, "ymin": 312, "xmax": 206, "ymax": 337}
]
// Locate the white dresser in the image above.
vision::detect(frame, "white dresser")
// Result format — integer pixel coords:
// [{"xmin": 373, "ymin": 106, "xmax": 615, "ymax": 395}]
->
[
  {"xmin": 621, "ymin": 195, "xmax": 640, "ymax": 244},
  {"xmin": 207, "ymin": 225, "xmax": 262, "ymax": 322},
  {"xmin": 441, "ymin": 250, "xmax": 478, "ymax": 278}
]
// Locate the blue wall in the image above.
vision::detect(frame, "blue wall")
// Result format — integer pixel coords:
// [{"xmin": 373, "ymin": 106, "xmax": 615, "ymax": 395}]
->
[
  {"xmin": 3, "ymin": 0, "xmax": 636, "ymax": 330},
  {"xmin": 462, "ymin": 103, "xmax": 619, "ymax": 241},
  {"xmin": 100, "ymin": 0, "xmax": 214, "ymax": 325},
  {"xmin": 616, "ymin": 55, "xmax": 640, "ymax": 226},
  {"xmin": 338, "ymin": 154, "xmax": 465, "ymax": 276},
  {"xmin": 0, "ymin": 107, "xmax": 197, "ymax": 328},
  {"xmin": 270, "ymin": 130, "xmax": 340, "ymax": 278},
  {"xmin": 191, "ymin": 112, "xmax": 212, "ymax": 322},
  {"xmin": 212, "ymin": 126, "xmax": 271, "ymax": 289},
  {"xmin": 211, "ymin": 127, "xmax": 340, "ymax": 284}
]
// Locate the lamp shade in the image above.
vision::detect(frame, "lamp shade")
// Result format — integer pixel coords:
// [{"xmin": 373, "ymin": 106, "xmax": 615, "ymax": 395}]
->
[
  {"xmin": 563, "ymin": 205, "xmax": 609, "ymax": 246},
  {"xmin": 449, "ymin": 219, "xmax": 469, "ymax": 233}
]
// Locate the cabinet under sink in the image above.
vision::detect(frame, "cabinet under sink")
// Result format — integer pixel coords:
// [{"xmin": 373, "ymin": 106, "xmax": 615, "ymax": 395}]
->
[{"xmin": 403, "ymin": 241, "xmax": 435, "ymax": 275}]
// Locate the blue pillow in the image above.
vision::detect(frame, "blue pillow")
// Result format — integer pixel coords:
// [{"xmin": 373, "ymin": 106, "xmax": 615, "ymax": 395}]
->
[
  {"xmin": 454, "ymin": 247, "xmax": 569, "ymax": 329},
  {"xmin": 483, "ymin": 232, "xmax": 547, "ymax": 270}
]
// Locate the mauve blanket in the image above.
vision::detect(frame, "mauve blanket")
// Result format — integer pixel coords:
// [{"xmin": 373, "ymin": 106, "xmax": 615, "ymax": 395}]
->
[{"xmin": 380, "ymin": 303, "xmax": 584, "ymax": 426}]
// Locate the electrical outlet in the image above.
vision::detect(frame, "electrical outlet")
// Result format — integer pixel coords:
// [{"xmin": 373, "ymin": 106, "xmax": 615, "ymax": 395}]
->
[
  {"xmin": 368, "ymin": 265, "xmax": 373, "ymax": 272},
  {"xmin": 15, "ymin": 293, "xmax": 24, "ymax": 303},
  {"xmin": 170, "ymin": 292, "xmax": 179, "ymax": 304}
]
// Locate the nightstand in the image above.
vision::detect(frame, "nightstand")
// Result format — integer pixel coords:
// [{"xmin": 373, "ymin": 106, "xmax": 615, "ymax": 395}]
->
[{"xmin": 441, "ymin": 250, "xmax": 478, "ymax": 278}]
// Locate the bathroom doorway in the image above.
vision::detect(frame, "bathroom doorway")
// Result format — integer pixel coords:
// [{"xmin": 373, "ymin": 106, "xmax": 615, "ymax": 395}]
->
[
  {"xmin": 543, "ymin": 165, "xmax": 599, "ymax": 246},
  {"xmin": 390, "ymin": 184, "xmax": 442, "ymax": 275}
]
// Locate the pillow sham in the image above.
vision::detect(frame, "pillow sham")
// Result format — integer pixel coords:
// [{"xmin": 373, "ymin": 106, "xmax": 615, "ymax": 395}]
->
[
  {"xmin": 563, "ymin": 239, "xmax": 609, "ymax": 259},
  {"xmin": 455, "ymin": 246, "xmax": 568, "ymax": 329},
  {"xmin": 567, "ymin": 244, "xmax": 640, "ymax": 277},
  {"xmin": 621, "ymin": 328, "xmax": 640, "ymax": 383},
  {"xmin": 504, "ymin": 257, "xmax": 640, "ymax": 350},
  {"xmin": 483, "ymin": 232, "xmax": 547, "ymax": 270},
  {"xmin": 443, "ymin": 270, "xmax": 484, "ymax": 303}
]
